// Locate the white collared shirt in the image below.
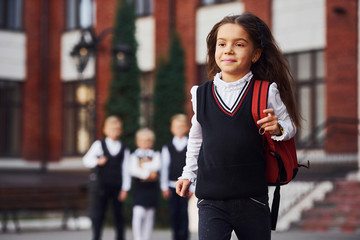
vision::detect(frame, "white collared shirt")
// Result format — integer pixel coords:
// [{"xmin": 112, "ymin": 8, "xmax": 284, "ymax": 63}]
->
[{"xmin": 180, "ymin": 71, "xmax": 297, "ymax": 183}]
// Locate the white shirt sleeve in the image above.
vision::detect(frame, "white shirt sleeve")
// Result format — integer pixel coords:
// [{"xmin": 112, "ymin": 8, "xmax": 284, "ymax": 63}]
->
[
  {"xmin": 142, "ymin": 151, "xmax": 161, "ymax": 171},
  {"xmin": 160, "ymin": 145, "xmax": 170, "ymax": 191},
  {"xmin": 130, "ymin": 151, "xmax": 161, "ymax": 180},
  {"xmin": 121, "ymin": 148, "xmax": 132, "ymax": 191},
  {"xmin": 82, "ymin": 140, "xmax": 103, "ymax": 168},
  {"xmin": 179, "ymin": 86, "xmax": 201, "ymax": 183},
  {"xmin": 130, "ymin": 153, "xmax": 150, "ymax": 180},
  {"xmin": 267, "ymin": 82, "xmax": 296, "ymax": 141}
]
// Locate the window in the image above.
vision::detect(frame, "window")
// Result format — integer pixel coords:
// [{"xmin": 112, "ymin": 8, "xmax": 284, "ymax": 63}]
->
[
  {"xmin": 286, "ymin": 50, "xmax": 325, "ymax": 149},
  {"xmin": 133, "ymin": 0, "xmax": 153, "ymax": 17},
  {"xmin": 0, "ymin": 81, "xmax": 22, "ymax": 157},
  {"xmin": 201, "ymin": 0, "xmax": 238, "ymax": 6},
  {"xmin": 0, "ymin": 0, "xmax": 23, "ymax": 30},
  {"xmin": 63, "ymin": 80, "xmax": 96, "ymax": 155},
  {"xmin": 66, "ymin": 0, "xmax": 94, "ymax": 30}
]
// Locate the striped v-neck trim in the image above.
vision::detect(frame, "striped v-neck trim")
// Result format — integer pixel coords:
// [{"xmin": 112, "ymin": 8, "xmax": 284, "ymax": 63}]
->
[{"xmin": 212, "ymin": 79, "xmax": 253, "ymax": 117}]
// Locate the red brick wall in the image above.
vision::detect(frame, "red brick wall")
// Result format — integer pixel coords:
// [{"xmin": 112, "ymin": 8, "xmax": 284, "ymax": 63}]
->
[
  {"xmin": 154, "ymin": 0, "xmax": 171, "ymax": 60},
  {"xmin": 175, "ymin": 0, "xmax": 199, "ymax": 116},
  {"xmin": 22, "ymin": 0, "xmax": 64, "ymax": 162},
  {"xmin": 325, "ymin": 0, "xmax": 358, "ymax": 153},
  {"xmin": 94, "ymin": 0, "xmax": 117, "ymax": 139},
  {"xmin": 47, "ymin": 1, "xmax": 65, "ymax": 161},
  {"xmin": 244, "ymin": 0, "xmax": 272, "ymax": 28},
  {"xmin": 20, "ymin": 0, "xmax": 359, "ymax": 162},
  {"xmin": 23, "ymin": 0, "xmax": 43, "ymax": 161}
]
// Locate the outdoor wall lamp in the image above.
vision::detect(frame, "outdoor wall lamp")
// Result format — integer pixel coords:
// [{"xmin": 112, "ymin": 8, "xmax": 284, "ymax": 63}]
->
[
  {"xmin": 70, "ymin": 27, "xmax": 131, "ymax": 73},
  {"xmin": 113, "ymin": 43, "xmax": 132, "ymax": 71},
  {"xmin": 70, "ymin": 28, "xmax": 97, "ymax": 73}
]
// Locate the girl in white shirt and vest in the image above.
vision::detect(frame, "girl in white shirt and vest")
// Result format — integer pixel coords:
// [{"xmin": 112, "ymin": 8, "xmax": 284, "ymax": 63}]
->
[
  {"xmin": 176, "ymin": 12, "xmax": 300, "ymax": 240},
  {"xmin": 130, "ymin": 128, "xmax": 161, "ymax": 240}
]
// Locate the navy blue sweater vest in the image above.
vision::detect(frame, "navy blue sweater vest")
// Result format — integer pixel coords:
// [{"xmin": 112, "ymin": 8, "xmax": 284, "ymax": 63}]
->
[
  {"xmin": 195, "ymin": 80, "xmax": 268, "ymax": 200},
  {"xmin": 167, "ymin": 142, "xmax": 187, "ymax": 181},
  {"xmin": 94, "ymin": 140, "xmax": 125, "ymax": 186}
]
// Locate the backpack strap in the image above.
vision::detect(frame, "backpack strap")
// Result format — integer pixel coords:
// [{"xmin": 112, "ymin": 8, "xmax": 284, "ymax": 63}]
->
[
  {"xmin": 251, "ymin": 79, "xmax": 281, "ymax": 231},
  {"xmin": 251, "ymin": 80, "xmax": 276, "ymax": 151}
]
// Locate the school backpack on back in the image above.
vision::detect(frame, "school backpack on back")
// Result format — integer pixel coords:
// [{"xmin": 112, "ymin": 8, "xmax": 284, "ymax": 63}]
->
[{"xmin": 251, "ymin": 80, "xmax": 299, "ymax": 230}]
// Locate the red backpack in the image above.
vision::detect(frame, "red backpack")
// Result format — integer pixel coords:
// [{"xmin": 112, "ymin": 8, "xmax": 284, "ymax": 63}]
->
[{"xmin": 251, "ymin": 80, "xmax": 299, "ymax": 230}]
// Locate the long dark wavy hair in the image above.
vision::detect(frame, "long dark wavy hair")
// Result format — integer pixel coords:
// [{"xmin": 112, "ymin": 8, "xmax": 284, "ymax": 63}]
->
[{"xmin": 206, "ymin": 12, "xmax": 301, "ymax": 128}]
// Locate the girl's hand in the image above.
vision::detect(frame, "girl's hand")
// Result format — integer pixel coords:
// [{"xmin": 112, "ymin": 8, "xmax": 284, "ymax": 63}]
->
[
  {"xmin": 147, "ymin": 171, "xmax": 158, "ymax": 181},
  {"xmin": 175, "ymin": 179, "xmax": 191, "ymax": 198},
  {"xmin": 97, "ymin": 156, "xmax": 107, "ymax": 166},
  {"xmin": 118, "ymin": 190, "xmax": 128, "ymax": 202},
  {"xmin": 162, "ymin": 190, "xmax": 170, "ymax": 200},
  {"xmin": 256, "ymin": 109, "xmax": 281, "ymax": 136}
]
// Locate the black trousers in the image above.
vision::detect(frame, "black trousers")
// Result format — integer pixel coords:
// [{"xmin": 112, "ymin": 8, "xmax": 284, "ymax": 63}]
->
[
  {"xmin": 197, "ymin": 197, "xmax": 271, "ymax": 240},
  {"xmin": 89, "ymin": 182, "xmax": 124, "ymax": 240},
  {"xmin": 169, "ymin": 187, "xmax": 189, "ymax": 240}
]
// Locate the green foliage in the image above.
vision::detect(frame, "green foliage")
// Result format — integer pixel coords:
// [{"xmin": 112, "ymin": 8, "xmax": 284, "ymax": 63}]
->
[
  {"xmin": 153, "ymin": 32, "xmax": 187, "ymax": 150},
  {"xmin": 105, "ymin": 0, "xmax": 140, "ymax": 151}
]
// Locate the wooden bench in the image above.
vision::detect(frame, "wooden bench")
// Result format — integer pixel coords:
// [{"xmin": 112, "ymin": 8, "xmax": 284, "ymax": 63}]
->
[{"xmin": 0, "ymin": 185, "xmax": 88, "ymax": 232}]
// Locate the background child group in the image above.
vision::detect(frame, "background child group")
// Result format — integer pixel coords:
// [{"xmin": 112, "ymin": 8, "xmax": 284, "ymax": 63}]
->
[
  {"xmin": 84, "ymin": 10, "xmax": 300, "ymax": 240},
  {"xmin": 83, "ymin": 114, "xmax": 191, "ymax": 240}
]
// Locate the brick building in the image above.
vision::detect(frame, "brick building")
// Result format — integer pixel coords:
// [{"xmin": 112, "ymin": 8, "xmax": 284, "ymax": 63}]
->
[{"xmin": 0, "ymin": 0, "xmax": 359, "ymax": 167}]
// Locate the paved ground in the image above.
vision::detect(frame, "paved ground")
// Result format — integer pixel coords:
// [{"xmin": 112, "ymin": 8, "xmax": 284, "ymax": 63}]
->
[{"xmin": 1, "ymin": 228, "xmax": 359, "ymax": 240}]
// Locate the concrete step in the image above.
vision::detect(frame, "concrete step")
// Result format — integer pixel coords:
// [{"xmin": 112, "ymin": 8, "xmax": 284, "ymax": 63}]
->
[{"xmin": 291, "ymin": 180, "xmax": 360, "ymax": 234}]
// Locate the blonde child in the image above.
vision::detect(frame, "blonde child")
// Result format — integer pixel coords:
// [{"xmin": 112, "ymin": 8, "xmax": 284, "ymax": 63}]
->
[
  {"xmin": 176, "ymin": 12, "xmax": 300, "ymax": 240},
  {"xmin": 130, "ymin": 128, "xmax": 161, "ymax": 240},
  {"xmin": 83, "ymin": 116, "xmax": 131, "ymax": 240},
  {"xmin": 160, "ymin": 114, "xmax": 193, "ymax": 240}
]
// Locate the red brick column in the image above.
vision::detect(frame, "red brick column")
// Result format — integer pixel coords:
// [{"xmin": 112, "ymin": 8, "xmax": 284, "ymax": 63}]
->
[
  {"xmin": 325, "ymin": 0, "xmax": 358, "ymax": 153},
  {"xmin": 176, "ymin": 0, "xmax": 199, "ymax": 116},
  {"xmin": 47, "ymin": 1, "xmax": 65, "ymax": 161},
  {"xmin": 23, "ymin": 0, "xmax": 42, "ymax": 161},
  {"xmin": 244, "ymin": 0, "xmax": 272, "ymax": 28},
  {"xmin": 94, "ymin": 0, "xmax": 117, "ymax": 139},
  {"xmin": 23, "ymin": 0, "xmax": 64, "ymax": 162},
  {"xmin": 154, "ymin": 0, "xmax": 172, "ymax": 61}
]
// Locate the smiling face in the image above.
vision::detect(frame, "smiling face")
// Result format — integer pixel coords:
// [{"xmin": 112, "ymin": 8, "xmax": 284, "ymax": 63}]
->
[{"xmin": 215, "ymin": 23, "xmax": 261, "ymax": 82}]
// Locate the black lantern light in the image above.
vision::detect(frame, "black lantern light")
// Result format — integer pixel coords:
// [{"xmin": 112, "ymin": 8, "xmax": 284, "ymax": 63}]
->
[
  {"xmin": 70, "ymin": 27, "xmax": 131, "ymax": 73},
  {"xmin": 70, "ymin": 28, "xmax": 97, "ymax": 74},
  {"xmin": 113, "ymin": 43, "xmax": 132, "ymax": 71}
]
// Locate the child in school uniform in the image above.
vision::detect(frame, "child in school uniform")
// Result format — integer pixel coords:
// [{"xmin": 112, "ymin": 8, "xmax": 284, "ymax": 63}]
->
[
  {"xmin": 176, "ymin": 12, "xmax": 301, "ymax": 240},
  {"xmin": 130, "ymin": 128, "xmax": 161, "ymax": 240},
  {"xmin": 83, "ymin": 116, "xmax": 131, "ymax": 240},
  {"xmin": 160, "ymin": 114, "xmax": 193, "ymax": 240}
]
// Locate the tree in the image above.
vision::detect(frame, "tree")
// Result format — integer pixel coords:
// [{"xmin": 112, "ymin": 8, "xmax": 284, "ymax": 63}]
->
[
  {"xmin": 105, "ymin": 0, "xmax": 140, "ymax": 150},
  {"xmin": 153, "ymin": 31, "xmax": 187, "ymax": 150}
]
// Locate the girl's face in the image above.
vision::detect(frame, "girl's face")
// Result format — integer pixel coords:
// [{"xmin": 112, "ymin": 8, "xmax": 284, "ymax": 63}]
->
[
  {"xmin": 170, "ymin": 119, "xmax": 189, "ymax": 138},
  {"xmin": 136, "ymin": 136, "xmax": 154, "ymax": 150},
  {"xmin": 103, "ymin": 122, "xmax": 122, "ymax": 141},
  {"xmin": 215, "ymin": 23, "xmax": 261, "ymax": 82}
]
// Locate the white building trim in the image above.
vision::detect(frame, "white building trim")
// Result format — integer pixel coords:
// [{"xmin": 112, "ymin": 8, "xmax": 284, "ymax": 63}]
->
[
  {"xmin": 272, "ymin": 0, "xmax": 326, "ymax": 53},
  {"xmin": 0, "ymin": 31, "xmax": 26, "ymax": 80}
]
